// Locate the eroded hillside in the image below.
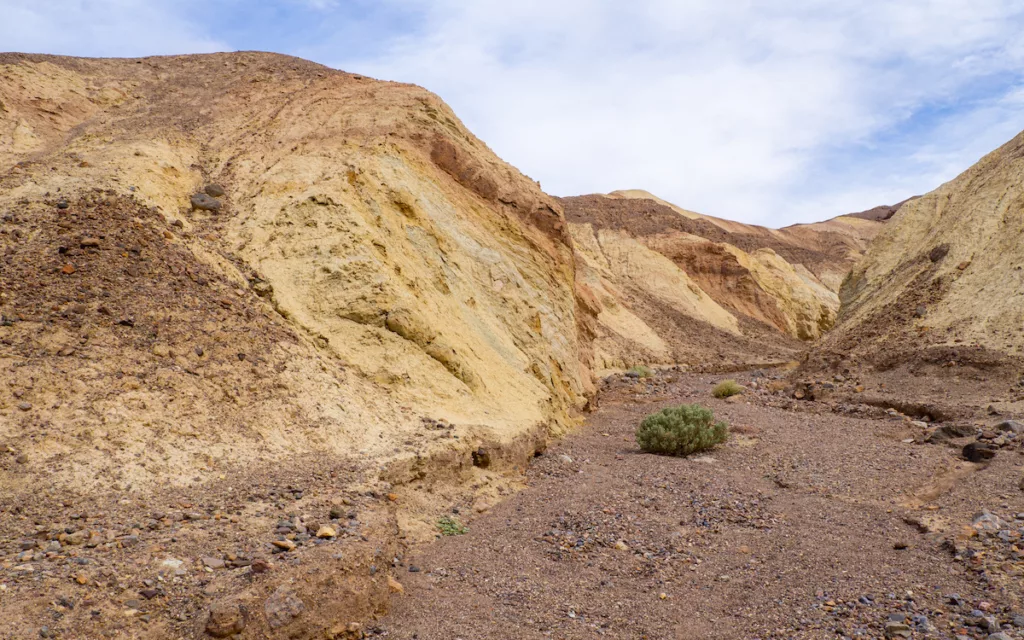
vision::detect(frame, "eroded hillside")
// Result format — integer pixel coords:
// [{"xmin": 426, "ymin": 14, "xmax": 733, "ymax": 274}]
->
[
  {"xmin": 560, "ymin": 193, "xmax": 885, "ymax": 372},
  {"xmin": 0, "ymin": 52, "xmax": 596, "ymax": 495},
  {"xmin": 0, "ymin": 51, "xmax": 600, "ymax": 638},
  {"xmin": 813, "ymin": 130, "xmax": 1024, "ymax": 378}
]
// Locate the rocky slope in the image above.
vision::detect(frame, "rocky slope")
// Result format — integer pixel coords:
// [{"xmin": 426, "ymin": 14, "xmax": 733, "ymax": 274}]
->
[
  {"xmin": 561, "ymin": 193, "xmax": 886, "ymax": 372},
  {"xmin": 813, "ymin": 130, "xmax": 1024, "ymax": 378},
  {"xmin": 602, "ymin": 189, "xmax": 885, "ymax": 290},
  {"xmin": 0, "ymin": 51, "xmax": 598, "ymax": 638}
]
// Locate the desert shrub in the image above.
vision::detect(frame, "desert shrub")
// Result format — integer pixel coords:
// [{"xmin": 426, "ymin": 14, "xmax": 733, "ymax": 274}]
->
[
  {"xmin": 635, "ymin": 404, "xmax": 728, "ymax": 456},
  {"xmin": 629, "ymin": 365, "xmax": 654, "ymax": 378},
  {"xmin": 437, "ymin": 515, "xmax": 468, "ymax": 536},
  {"xmin": 712, "ymin": 379, "xmax": 743, "ymax": 398}
]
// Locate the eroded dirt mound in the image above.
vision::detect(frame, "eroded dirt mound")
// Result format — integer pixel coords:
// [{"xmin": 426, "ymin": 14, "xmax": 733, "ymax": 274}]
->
[
  {"xmin": 0, "ymin": 51, "xmax": 593, "ymax": 639},
  {"xmin": 560, "ymin": 193, "xmax": 872, "ymax": 355},
  {"xmin": 813, "ymin": 130, "xmax": 1024, "ymax": 378},
  {"xmin": 598, "ymin": 189, "xmax": 885, "ymax": 290}
]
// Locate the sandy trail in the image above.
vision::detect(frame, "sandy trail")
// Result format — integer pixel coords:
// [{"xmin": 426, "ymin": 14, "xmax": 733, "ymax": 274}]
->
[{"xmin": 375, "ymin": 371, "xmax": 1024, "ymax": 639}]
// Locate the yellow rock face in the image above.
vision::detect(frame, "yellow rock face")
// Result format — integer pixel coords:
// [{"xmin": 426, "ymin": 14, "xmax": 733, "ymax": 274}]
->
[
  {"xmin": 570, "ymin": 223, "xmax": 740, "ymax": 372},
  {"xmin": 562, "ymin": 193, "xmax": 864, "ymax": 346},
  {"xmin": 0, "ymin": 52, "xmax": 591, "ymax": 495},
  {"xmin": 822, "ymin": 130, "xmax": 1024, "ymax": 366}
]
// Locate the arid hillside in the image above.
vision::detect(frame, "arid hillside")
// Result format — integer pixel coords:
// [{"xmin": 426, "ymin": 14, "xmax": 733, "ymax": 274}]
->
[
  {"xmin": 601, "ymin": 189, "xmax": 886, "ymax": 290},
  {"xmin": 0, "ymin": 51, "xmax": 601, "ymax": 638},
  {"xmin": 560, "ymin": 193, "xmax": 887, "ymax": 372},
  {"xmin": 0, "ymin": 51, "xmax": 596, "ymax": 494},
  {"xmin": 813, "ymin": 130, "xmax": 1024, "ymax": 378}
]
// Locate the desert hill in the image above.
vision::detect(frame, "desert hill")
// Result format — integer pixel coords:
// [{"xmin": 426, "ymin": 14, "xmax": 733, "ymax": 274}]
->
[
  {"xmin": 812, "ymin": 130, "xmax": 1024, "ymax": 378},
  {"xmin": 601, "ymin": 189, "xmax": 887, "ymax": 290},
  {"xmin": 559, "ymin": 192, "xmax": 887, "ymax": 371},
  {"xmin": 0, "ymin": 50, "xmax": 602, "ymax": 637}
]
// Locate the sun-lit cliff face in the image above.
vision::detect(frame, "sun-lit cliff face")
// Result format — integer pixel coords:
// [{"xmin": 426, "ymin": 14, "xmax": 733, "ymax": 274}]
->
[
  {"xmin": 0, "ymin": 52, "xmax": 599, "ymax": 503},
  {"xmin": 559, "ymin": 192, "xmax": 886, "ymax": 370},
  {"xmin": 815, "ymin": 130, "xmax": 1024, "ymax": 371}
]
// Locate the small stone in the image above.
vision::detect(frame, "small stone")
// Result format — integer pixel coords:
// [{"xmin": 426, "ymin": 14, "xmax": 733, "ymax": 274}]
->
[
  {"xmin": 264, "ymin": 586, "xmax": 304, "ymax": 629},
  {"xmin": 140, "ymin": 589, "xmax": 160, "ymax": 600},
  {"xmin": 79, "ymin": 237, "xmax": 100, "ymax": 248},
  {"xmin": 16, "ymin": 402, "xmax": 31, "ymax": 411},
  {"xmin": 979, "ymin": 616, "xmax": 1000, "ymax": 632},
  {"xmin": 271, "ymin": 539, "xmax": 296, "ymax": 552},
  {"xmin": 929, "ymin": 244, "xmax": 949, "ymax": 262},
  {"xmin": 996, "ymin": 420, "xmax": 1023, "ymax": 434},
  {"xmin": 190, "ymin": 193, "xmax": 221, "ymax": 212},
  {"xmin": 386, "ymin": 493, "xmax": 398, "ymax": 502},
  {"xmin": 973, "ymin": 511, "xmax": 1005, "ymax": 532},
  {"xmin": 61, "ymin": 264, "xmax": 76, "ymax": 275},
  {"xmin": 15, "ymin": 454, "xmax": 29, "ymax": 464},
  {"xmin": 250, "ymin": 558, "xmax": 270, "ymax": 574},
  {"xmin": 387, "ymin": 576, "xmax": 404, "ymax": 594},
  {"xmin": 884, "ymin": 622, "xmax": 912, "ymax": 639},
  {"xmin": 75, "ymin": 572, "xmax": 89, "ymax": 585},
  {"xmin": 204, "ymin": 184, "xmax": 226, "ymax": 197},
  {"xmin": 152, "ymin": 344, "xmax": 170, "ymax": 357},
  {"xmin": 205, "ymin": 602, "xmax": 247, "ymax": 638},
  {"xmin": 56, "ymin": 200, "xmax": 69, "ymax": 209},
  {"xmin": 316, "ymin": 525, "xmax": 337, "ymax": 539},
  {"xmin": 202, "ymin": 556, "xmax": 226, "ymax": 570}
]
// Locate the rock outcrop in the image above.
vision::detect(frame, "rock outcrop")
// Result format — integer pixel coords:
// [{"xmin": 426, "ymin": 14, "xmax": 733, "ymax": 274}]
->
[
  {"xmin": 0, "ymin": 52, "xmax": 595, "ymax": 499},
  {"xmin": 560, "ymin": 192, "xmax": 885, "ymax": 368},
  {"xmin": 813, "ymin": 130, "xmax": 1024, "ymax": 374},
  {"xmin": 0, "ymin": 49, "xmax": 604, "ymax": 640}
]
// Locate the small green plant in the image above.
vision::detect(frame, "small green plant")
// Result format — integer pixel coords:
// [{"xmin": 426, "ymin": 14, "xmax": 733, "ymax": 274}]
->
[
  {"xmin": 437, "ymin": 515, "xmax": 468, "ymax": 536},
  {"xmin": 635, "ymin": 404, "xmax": 728, "ymax": 456},
  {"xmin": 628, "ymin": 365, "xmax": 654, "ymax": 378},
  {"xmin": 712, "ymin": 379, "xmax": 743, "ymax": 399}
]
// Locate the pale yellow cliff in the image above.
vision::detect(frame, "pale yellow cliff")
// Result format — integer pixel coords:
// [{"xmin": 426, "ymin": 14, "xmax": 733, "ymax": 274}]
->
[
  {"xmin": 0, "ymin": 52, "xmax": 592, "ymax": 499},
  {"xmin": 820, "ymin": 130, "xmax": 1024, "ymax": 367}
]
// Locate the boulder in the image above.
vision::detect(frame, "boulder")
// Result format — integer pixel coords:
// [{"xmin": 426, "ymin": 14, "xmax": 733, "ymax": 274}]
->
[
  {"xmin": 190, "ymin": 193, "xmax": 221, "ymax": 212},
  {"xmin": 205, "ymin": 602, "xmax": 247, "ymax": 638},
  {"xmin": 963, "ymin": 441, "xmax": 997, "ymax": 462}
]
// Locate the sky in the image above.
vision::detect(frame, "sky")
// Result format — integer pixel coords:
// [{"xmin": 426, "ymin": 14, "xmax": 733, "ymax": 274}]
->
[{"xmin": 2, "ymin": 1, "xmax": 1023, "ymax": 226}]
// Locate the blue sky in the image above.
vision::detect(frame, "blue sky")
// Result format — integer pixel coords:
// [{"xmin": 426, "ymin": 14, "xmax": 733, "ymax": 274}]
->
[{"xmin": 2, "ymin": 0, "xmax": 1023, "ymax": 226}]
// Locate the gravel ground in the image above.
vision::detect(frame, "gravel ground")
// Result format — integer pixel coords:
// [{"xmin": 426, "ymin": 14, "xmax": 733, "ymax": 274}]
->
[{"xmin": 374, "ymin": 371, "xmax": 1024, "ymax": 640}]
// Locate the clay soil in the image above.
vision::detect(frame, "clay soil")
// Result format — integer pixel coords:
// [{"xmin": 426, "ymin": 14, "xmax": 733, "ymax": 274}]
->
[{"xmin": 374, "ymin": 370, "xmax": 1024, "ymax": 639}]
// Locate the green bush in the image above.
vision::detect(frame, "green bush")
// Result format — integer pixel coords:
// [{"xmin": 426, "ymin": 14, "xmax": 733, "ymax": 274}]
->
[
  {"xmin": 437, "ymin": 515, "xmax": 468, "ymax": 536},
  {"xmin": 629, "ymin": 365, "xmax": 654, "ymax": 378},
  {"xmin": 635, "ymin": 404, "xmax": 728, "ymax": 456},
  {"xmin": 712, "ymin": 379, "xmax": 743, "ymax": 398}
]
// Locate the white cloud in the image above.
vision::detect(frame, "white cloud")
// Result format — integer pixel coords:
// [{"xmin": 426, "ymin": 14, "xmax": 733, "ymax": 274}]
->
[
  {"xmin": 0, "ymin": 0, "xmax": 226, "ymax": 58},
  {"xmin": 2, "ymin": 0, "xmax": 1020, "ymax": 226},
  {"xmin": 335, "ymin": 0, "xmax": 1024, "ymax": 225}
]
